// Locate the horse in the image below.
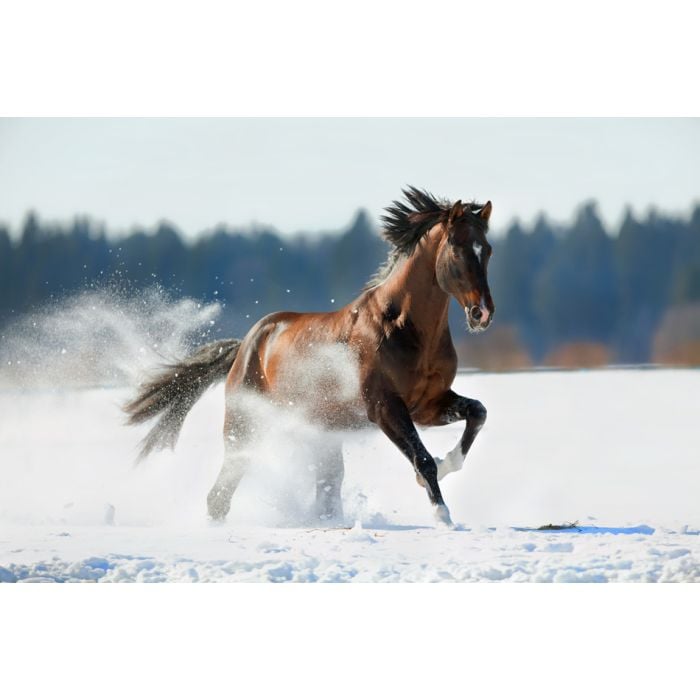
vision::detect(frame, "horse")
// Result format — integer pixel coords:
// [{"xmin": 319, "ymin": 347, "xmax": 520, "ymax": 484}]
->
[{"xmin": 124, "ymin": 187, "xmax": 495, "ymax": 528}]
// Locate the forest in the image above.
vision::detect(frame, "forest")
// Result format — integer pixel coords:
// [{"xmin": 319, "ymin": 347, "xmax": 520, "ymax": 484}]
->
[{"xmin": 1, "ymin": 200, "xmax": 699, "ymax": 369}]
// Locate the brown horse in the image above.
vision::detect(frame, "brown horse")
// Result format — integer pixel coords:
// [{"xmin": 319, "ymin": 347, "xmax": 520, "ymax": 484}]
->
[{"xmin": 124, "ymin": 187, "xmax": 495, "ymax": 527}]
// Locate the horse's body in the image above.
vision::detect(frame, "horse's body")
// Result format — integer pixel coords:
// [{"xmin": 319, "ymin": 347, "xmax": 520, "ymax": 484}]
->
[{"xmin": 125, "ymin": 188, "xmax": 495, "ymax": 527}]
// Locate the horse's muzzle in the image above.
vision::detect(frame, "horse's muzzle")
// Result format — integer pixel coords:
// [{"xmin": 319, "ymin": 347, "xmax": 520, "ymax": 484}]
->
[{"xmin": 466, "ymin": 305, "xmax": 492, "ymax": 332}]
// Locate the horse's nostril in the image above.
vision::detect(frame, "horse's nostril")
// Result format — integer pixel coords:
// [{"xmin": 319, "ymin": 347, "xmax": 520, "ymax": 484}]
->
[{"xmin": 469, "ymin": 306, "xmax": 482, "ymax": 321}]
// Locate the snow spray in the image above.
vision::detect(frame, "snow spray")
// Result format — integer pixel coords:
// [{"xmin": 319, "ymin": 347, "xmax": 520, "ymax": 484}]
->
[{"xmin": 0, "ymin": 286, "xmax": 221, "ymax": 389}]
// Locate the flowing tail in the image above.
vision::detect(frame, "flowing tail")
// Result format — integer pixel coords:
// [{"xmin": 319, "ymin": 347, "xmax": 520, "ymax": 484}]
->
[{"xmin": 123, "ymin": 338, "xmax": 241, "ymax": 460}]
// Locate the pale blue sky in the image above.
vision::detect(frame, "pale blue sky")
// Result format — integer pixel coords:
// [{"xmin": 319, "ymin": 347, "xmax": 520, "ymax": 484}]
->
[{"xmin": 1, "ymin": 118, "xmax": 698, "ymax": 238}]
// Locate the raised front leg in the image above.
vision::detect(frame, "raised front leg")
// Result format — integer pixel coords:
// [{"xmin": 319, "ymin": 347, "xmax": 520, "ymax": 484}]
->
[
  {"xmin": 431, "ymin": 390, "xmax": 487, "ymax": 481},
  {"xmin": 365, "ymin": 377, "xmax": 453, "ymax": 527}
]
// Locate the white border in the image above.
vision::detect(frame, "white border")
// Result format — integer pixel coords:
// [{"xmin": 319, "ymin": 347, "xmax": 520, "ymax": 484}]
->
[
  {"xmin": 3, "ymin": 584, "xmax": 698, "ymax": 697},
  {"xmin": 2, "ymin": 2, "xmax": 698, "ymax": 696},
  {"xmin": 2, "ymin": 0, "xmax": 699, "ymax": 116}
]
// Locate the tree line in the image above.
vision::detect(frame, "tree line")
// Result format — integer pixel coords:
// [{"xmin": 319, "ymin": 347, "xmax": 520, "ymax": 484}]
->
[{"xmin": 1, "ymin": 201, "xmax": 699, "ymax": 367}]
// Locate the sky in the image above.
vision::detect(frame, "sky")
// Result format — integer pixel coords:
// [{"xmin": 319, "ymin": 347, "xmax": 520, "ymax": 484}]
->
[{"xmin": 1, "ymin": 118, "xmax": 698, "ymax": 238}]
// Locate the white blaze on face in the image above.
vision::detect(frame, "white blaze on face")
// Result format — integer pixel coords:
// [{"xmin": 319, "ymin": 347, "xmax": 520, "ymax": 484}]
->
[{"xmin": 466, "ymin": 243, "xmax": 491, "ymax": 325}]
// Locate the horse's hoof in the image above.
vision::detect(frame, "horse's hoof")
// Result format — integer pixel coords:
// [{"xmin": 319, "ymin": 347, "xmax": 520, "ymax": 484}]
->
[
  {"xmin": 207, "ymin": 502, "xmax": 229, "ymax": 523},
  {"xmin": 317, "ymin": 510, "xmax": 346, "ymax": 528},
  {"xmin": 433, "ymin": 504, "xmax": 454, "ymax": 529}
]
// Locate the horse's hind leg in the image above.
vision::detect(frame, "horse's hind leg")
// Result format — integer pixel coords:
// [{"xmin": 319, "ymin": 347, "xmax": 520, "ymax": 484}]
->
[
  {"xmin": 315, "ymin": 439, "xmax": 345, "ymax": 524},
  {"xmin": 207, "ymin": 444, "xmax": 249, "ymax": 521},
  {"xmin": 207, "ymin": 402, "xmax": 253, "ymax": 521}
]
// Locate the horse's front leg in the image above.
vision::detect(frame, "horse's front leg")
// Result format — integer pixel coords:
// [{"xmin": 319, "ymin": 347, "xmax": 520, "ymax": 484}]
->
[
  {"xmin": 430, "ymin": 390, "xmax": 487, "ymax": 481},
  {"xmin": 365, "ymin": 379, "xmax": 453, "ymax": 527}
]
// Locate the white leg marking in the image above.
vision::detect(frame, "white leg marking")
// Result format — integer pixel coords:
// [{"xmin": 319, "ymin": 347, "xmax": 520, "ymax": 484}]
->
[{"xmin": 435, "ymin": 443, "xmax": 465, "ymax": 481}]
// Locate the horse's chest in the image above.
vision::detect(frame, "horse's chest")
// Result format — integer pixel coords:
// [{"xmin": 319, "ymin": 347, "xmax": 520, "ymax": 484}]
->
[
  {"xmin": 402, "ymin": 364, "xmax": 454, "ymax": 411},
  {"xmin": 379, "ymin": 322, "xmax": 455, "ymax": 391},
  {"xmin": 382, "ymin": 346, "xmax": 456, "ymax": 412}
]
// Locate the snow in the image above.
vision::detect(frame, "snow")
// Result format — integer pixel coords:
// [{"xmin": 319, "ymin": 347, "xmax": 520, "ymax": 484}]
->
[{"xmin": 1, "ymin": 369, "xmax": 699, "ymax": 582}]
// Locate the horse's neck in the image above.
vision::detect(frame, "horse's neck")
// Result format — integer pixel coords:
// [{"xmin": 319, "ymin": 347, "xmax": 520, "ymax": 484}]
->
[{"xmin": 378, "ymin": 226, "xmax": 451, "ymax": 338}]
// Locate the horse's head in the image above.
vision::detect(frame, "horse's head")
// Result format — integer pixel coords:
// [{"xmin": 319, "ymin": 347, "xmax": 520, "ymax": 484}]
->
[{"xmin": 435, "ymin": 199, "xmax": 495, "ymax": 332}]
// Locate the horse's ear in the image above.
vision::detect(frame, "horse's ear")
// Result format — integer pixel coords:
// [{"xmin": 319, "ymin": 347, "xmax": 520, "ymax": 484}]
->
[
  {"xmin": 478, "ymin": 201, "xmax": 493, "ymax": 223},
  {"xmin": 448, "ymin": 200, "xmax": 464, "ymax": 226}
]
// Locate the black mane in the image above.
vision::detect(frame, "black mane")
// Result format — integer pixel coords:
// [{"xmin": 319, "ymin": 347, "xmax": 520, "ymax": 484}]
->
[
  {"xmin": 380, "ymin": 186, "xmax": 452, "ymax": 255},
  {"xmin": 365, "ymin": 186, "xmax": 482, "ymax": 290}
]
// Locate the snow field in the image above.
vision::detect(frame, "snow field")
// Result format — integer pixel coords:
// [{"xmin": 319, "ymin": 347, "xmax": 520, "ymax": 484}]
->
[{"xmin": 1, "ymin": 369, "xmax": 698, "ymax": 582}]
